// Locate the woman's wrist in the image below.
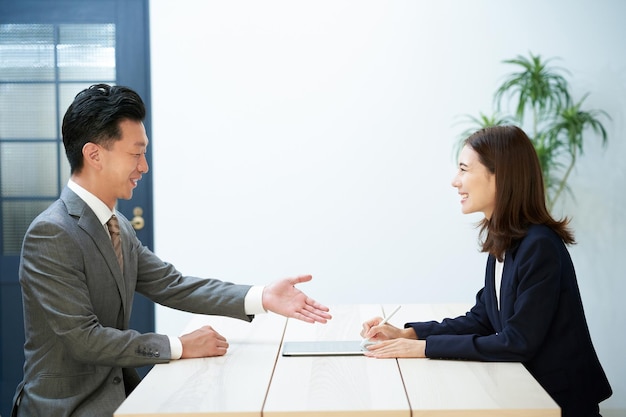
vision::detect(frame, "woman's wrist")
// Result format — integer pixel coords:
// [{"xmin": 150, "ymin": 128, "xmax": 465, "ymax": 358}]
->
[{"xmin": 402, "ymin": 327, "xmax": 418, "ymax": 339}]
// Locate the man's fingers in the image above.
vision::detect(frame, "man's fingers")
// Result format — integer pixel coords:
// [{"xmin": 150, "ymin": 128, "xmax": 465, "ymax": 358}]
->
[
  {"xmin": 289, "ymin": 274, "xmax": 313, "ymax": 285},
  {"xmin": 305, "ymin": 297, "xmax": 331, "ymax": 312},
  {"xmin": 294, "ymin": 307, "xmax": 330, "ymax": 324}
]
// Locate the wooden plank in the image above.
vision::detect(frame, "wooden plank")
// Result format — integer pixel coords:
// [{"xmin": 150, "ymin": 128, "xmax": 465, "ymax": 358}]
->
[
  {"xmin": 401, "ymin": 359, "xmax": 560, "ymax": 417},
  {"xmin": 396, "ymin": 304, "xmax": 560, "ymax": 416},
  {"xmin": 263, "ymin": 304, "xmax": 410, "ymax": 417},
  {"xmin": 115, "ymin": 304, "xmax": 560, "ymax": 416},
  {"xmin": 114, "ymin": 313, "xmax": 287, "ymax": 417}
]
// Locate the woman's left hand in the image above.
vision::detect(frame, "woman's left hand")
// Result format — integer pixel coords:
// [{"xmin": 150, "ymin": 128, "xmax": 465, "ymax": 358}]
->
[{"xmin": 364, "ymin": 338, "xmax": 427, "ymax": 358}]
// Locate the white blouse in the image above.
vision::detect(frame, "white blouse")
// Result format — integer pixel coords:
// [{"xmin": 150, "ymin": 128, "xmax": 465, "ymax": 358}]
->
[{"xmin": 495, "ymin": 256, "xmax": 504, "ymax": 310}]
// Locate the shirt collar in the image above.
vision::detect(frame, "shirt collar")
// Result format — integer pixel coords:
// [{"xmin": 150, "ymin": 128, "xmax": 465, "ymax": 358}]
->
[{"xmin": 67, "ymin": 179, "xmax": 116, "ymax": 226}]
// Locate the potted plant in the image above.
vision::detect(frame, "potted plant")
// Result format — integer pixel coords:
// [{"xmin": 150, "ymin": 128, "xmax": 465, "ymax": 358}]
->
[{"xmin": 457, "ymin": 52, "xmax": 610, "ymax": 212}]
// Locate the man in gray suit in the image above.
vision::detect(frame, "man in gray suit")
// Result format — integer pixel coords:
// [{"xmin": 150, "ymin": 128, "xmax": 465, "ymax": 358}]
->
[{"xmin": 12, "ymin": 84, "xmax": 332, "ymax": 417}]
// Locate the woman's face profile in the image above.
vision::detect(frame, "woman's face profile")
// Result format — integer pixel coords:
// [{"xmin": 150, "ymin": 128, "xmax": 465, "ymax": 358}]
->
[{"xmin": 451, "ymin": 145, "xmax": 496, "ymax": 219}]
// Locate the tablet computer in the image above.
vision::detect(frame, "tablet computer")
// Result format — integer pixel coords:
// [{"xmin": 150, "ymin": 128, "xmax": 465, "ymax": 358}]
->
[{"xmin": 281, "ymin": 340, "xmax": 366, "ymax": 356}]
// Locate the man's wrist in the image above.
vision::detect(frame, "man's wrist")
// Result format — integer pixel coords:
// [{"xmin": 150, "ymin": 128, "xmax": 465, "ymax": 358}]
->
[
  {"xmin": 169, "ymin": 335, "xmax": 183, "ymax": 359},
  {"xmin": 244, "ymin": 285, "xmax": 267, "ymax": 315}
]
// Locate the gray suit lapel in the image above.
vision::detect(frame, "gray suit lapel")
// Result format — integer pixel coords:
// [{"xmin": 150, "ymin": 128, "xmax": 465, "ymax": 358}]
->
[{"xmin": 61, "ymin": 188, "xmax": 129, "ymax": 317}]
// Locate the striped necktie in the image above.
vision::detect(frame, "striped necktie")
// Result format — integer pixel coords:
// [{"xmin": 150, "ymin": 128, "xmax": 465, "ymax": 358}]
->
[{"xmin": 106, "ymin": 215, "xmax": 124, "ymax": 271}]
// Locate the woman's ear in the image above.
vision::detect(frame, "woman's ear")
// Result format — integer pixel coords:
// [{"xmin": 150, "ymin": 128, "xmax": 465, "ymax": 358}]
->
[{"xmin": 82, "ymin": 142, "xmax": 102, "ymax": 169}]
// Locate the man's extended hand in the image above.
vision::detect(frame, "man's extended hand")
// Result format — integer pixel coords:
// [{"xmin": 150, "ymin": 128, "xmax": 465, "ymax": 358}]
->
[{"xmin": 262, "ymin": 275, "xmax": 332, "ymax": 323}]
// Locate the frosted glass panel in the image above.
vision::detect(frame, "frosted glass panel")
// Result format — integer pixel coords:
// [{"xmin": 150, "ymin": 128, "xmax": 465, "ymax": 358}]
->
[
  {"xmin": 0, "ymin": 84, "xmax": 56, "ymax": 139},
  {"xmin": 2, "ymin": 200, "xmax": 52, "ymax": 256},
  {"xmin": 1, "ymin": 142, "xmax": 58, "ymax": 197},
  {"xmin": 0, "ymin": 24, "xmax": 55, "ymax": 81},
  {"xmin": 58, "ymin": 24, "xmax": 115, "ymax": 81},
  {"xmin": 1, "ymin": 22, "xmax": 117, "ymax": 257}
]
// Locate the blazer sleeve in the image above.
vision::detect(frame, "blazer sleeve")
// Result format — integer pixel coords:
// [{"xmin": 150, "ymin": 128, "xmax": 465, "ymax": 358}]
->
[
  {"xmin": 405, "ymin": 286, "xmax": 495, "ymax": 339},
  {"xmin": 117, "ymin": 213, "xmax": 253, "ymax": 322},
  {"xmin": 132, "ymin": 240, "xmax": 253, "ymax": 321},
  {"xmin": 413, "ymin": 230, "xmax": 563, "ymax": 362}
]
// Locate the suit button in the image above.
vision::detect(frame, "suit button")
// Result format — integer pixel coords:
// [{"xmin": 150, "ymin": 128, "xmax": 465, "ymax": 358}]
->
[
  {"xmin": 113, "ymin": 376, "xmax": 122, "ymax": 384},
  {"xmin": 154, "ymin": 350, "xmax": 160, "ymax": 358}
]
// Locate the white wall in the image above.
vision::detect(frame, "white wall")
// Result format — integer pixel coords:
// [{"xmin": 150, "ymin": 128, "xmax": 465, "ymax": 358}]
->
[{"xmin": 149, "ymin": 1, "xmax": 626, "ymax": 413}]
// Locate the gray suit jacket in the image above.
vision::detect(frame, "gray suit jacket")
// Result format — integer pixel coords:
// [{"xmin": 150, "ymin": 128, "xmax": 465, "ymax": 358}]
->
[{"xmin": 13, "ymin": 187, "xmax": 253, "ymax": 417}]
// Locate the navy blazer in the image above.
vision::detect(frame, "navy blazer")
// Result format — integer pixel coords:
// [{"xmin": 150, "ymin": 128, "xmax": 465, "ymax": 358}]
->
[{"xmin": 406, "ymin": 224, "xmax": 611, "ymax": 417}]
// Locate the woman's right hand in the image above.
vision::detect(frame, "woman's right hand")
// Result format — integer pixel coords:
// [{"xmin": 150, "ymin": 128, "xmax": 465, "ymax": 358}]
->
[{"xmin": 361, "ymin": 317, "xmax": 406, "ymax": 342}]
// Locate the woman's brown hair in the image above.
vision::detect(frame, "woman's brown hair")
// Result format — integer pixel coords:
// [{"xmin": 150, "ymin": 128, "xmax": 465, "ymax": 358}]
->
[{"xmin": 464, "ymin": 125, "xmax": 575, "ymax": 261}]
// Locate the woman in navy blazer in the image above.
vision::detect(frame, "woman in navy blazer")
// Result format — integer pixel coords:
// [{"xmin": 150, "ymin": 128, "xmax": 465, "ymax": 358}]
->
[{"xmin": 361, "ymin": 126, "xmax": 612, "ymax": 417}]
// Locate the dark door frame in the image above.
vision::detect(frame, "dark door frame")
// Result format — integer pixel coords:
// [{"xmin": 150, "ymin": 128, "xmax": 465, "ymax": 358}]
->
[{"xmin": 0, "ymin": 1, "xmax": 154, "ymax": 415}]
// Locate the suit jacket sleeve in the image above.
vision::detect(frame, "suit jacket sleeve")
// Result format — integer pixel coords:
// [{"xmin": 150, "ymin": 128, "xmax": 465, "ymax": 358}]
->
[
  {"xmin": 405, "ymin": 286, "xmax": 495, "ymax": 340},
  {"xmin": 406, "ymin": 230, "xmax": 562, "ymax": 362},
  {"xmin": 129, "ymin": 235, "xmax": 252, "ymax": 321}
]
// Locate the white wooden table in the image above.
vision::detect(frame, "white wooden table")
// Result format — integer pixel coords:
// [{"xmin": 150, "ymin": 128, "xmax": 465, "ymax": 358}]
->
[{"xmin": 114, "ymin": 304, "xmax": 560, "ymax": 416}]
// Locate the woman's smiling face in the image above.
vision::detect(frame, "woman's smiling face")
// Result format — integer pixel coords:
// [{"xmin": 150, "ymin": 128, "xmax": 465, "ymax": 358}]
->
[{"xmin": 451, "ymin": 145, "xmax": 496, "ymax": 219}]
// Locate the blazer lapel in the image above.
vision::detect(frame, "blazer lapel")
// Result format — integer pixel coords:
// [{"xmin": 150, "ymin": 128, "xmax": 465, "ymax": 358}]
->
[
  {"xmin": 61, "ymin": 188, "xmax": 129, "ymax": 318},
  {"xmin": 485, "ymin": 255, "xmax": 503, "ymax": 332},
  {"xmin": 497, "ymin": 248, "xmax": 517, "ymax": 330}
]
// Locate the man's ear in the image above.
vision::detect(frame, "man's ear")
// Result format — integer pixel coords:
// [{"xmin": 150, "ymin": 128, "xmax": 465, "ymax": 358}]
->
[{"xmin": 82, "ymin": 142, "xmax": 102, "ymax": 169}]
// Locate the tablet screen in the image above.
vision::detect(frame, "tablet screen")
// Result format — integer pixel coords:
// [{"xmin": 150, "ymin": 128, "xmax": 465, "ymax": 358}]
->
[{"xmin": 281, "ymin": 340, "xmax": 366, "ymax": 356}]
